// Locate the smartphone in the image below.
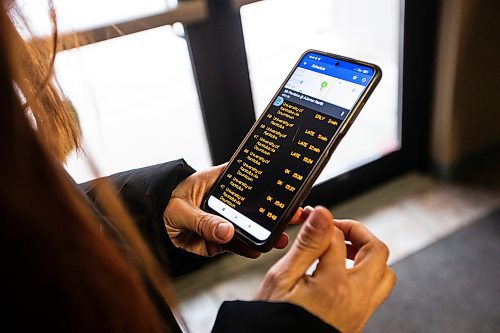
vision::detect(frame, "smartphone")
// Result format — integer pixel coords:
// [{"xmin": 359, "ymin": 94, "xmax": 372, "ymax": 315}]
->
[{"xmin": 203, "ymin": 50, "xmax": 381, "ymax": 252}]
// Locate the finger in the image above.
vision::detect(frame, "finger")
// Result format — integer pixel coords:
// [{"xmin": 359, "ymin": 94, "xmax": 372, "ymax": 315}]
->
[
  {"xmin": 334, "ymin": 219, "xmax": 389, "ymax": 264},
  {"xmin": 273, "ymin": 206, "xmax": 334, "ymax": 287},
  {"xmin": 369, "ymin": 267, "xmax": 397, "ymax": 312},
  {"xmin": 302, "ymin": 206, "xmax": 314, "ymax": 220},
  {"xmin": 352, "ymin": 267, "xmax": 397, "ymax": 333},
  {"xmin": 201, "ymin": 163, "xmax": 228, "ymax": 189},
  {"xmin": 169, "ymin": 198, "xmax": 235, "ymax": 244},
  {"xmin": 335, "ymin": 219, "xmax": 390, "ymax": 284},
  {"xmin": 333, "ymin": 219, "xmax": 375, "ymax": 250},
  {"xmin": 288, "ymin": 205, "xmax": 314, "ymax": 225},
  {"xmin": 313, "ymin": 226, "xmax": 348, "ymax": 279},
  {"xmin": 274, "ymin": 233, "xmax": 289, "ymax": 249},
  {"xmin": 289, "ymin": 207, "xmax": 305, "ymax": 225}
]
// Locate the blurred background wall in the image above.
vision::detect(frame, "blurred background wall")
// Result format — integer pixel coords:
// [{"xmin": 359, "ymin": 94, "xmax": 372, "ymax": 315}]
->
[{"xmin": 432, "ymin": 0, "xmax": 500, "ymax": 179}]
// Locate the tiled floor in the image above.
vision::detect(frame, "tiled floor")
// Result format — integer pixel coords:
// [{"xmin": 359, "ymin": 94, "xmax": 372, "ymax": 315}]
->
[{"xmin": 172, "ymin": 173, "xmax": 500, "ymax": 333}]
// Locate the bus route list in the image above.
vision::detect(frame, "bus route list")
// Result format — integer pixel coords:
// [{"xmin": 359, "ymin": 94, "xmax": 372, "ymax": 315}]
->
[{"xmin": 210, "ymin": 97, "xmax": 341, "ymax": 232}]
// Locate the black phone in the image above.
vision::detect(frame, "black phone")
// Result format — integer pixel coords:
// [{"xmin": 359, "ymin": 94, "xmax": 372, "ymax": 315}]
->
[{"xmin": 202, "ymin": 50, "xmax": 381, "ymax": 252}]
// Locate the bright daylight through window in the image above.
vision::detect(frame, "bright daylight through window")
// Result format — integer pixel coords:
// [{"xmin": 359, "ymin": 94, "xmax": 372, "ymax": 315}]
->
[
  {"xmin": 18, "ymin": 0, "xmax": 211, "ymax": 183},
  {"xmin": 241, "ymin": 0, "xmax": 402, "ymax": 183}
]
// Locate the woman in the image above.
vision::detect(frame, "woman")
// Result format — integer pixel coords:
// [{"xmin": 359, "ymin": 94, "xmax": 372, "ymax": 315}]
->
[{"xmin": 0, "ymin": 1, "xmax": 395, "ymax": 332}]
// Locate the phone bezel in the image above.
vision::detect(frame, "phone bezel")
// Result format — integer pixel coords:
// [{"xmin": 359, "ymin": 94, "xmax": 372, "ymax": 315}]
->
[{"xmin": 202, "ymin": 49, "xmax": 382, "ymax": 252}]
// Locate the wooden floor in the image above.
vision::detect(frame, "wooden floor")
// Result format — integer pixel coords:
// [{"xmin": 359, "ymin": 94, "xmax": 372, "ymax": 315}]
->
[{"xmin": 172, "ymin": 172, "xmax": 500, "ymax": 333}]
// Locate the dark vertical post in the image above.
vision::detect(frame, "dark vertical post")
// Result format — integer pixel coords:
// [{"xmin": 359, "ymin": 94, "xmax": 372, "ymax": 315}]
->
[
  {"xmin": 401, "ymin": 0, "xmax": 441, "ymax": 171},
  {"xmin": 184, "ymin": 0, "xmax": 256, "ymax": 164}
]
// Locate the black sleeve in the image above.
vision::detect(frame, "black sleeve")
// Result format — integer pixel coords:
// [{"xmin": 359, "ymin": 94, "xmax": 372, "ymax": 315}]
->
[
  {"xmin": 212, "ymin": 301, "xmax": 339, "ymax": 333},
  {"xmin": 78, "ymin": 159, "xmax": 209, "ymax": 277}
]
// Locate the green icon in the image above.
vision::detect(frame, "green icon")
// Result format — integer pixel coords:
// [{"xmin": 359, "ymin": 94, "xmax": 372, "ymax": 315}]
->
[{"xmin": 320, "ymin": 81, "xmax": 328, "ymax": 90}]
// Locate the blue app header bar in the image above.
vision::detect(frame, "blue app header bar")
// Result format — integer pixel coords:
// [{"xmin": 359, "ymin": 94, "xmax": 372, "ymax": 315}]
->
[{"xmin": 299, "ymin": 52, "xmax": 374, "ymax": 86}]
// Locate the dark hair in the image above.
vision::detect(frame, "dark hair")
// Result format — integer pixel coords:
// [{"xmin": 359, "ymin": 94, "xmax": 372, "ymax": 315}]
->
[{"xmin": 0, "ymin": 2, "xmax": 179, "ymax": 331}]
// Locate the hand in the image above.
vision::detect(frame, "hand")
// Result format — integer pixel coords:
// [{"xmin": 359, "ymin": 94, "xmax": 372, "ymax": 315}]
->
[
  {"xmin": 255, "ymin": 207, "xmax": 396, "ymax": 333},
  {"xmin": 163, "ymin": 164, "xmax": 307, "ymax": 258}
]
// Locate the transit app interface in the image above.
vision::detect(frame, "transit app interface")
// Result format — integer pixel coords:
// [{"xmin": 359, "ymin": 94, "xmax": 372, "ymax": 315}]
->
[{"xmin": 208, "ymin": 52, "xmax": 375, "ymax": 240}]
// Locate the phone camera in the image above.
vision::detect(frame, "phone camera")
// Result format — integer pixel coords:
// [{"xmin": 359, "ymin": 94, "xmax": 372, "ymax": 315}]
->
[{"xmin": 335, "ymin": 62, "xmax": 340, "ymax": 66}]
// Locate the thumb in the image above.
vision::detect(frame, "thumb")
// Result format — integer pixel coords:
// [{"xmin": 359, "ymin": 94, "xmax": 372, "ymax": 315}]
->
[
  {"xmin": 195, "ymin": 211, "xmax": 235, "ymax": 244},
  {"xmin": 274, "ymin": 206, "xmax": 334, "ymax": 286},
  {"xmin": 167, "ymin": 198, "xmax": 235, "ymax": 244}
]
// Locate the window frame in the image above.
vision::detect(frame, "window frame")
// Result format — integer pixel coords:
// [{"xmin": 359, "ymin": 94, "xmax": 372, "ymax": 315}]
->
[
  {"xmin": 51, "ymin": 0, "xmax": 440, "ymax": 206},
  {"xmin": 184, "ymin": 0, "xmax": 440, "ymax": 206}
]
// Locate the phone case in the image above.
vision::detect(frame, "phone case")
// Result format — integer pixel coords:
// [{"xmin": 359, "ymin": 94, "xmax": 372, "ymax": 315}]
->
[{"xmin": 202, "ymin": 49, "xmax": 382, "ymax": 252}]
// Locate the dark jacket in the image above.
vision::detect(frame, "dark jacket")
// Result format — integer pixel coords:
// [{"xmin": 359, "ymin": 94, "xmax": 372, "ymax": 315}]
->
[{"xmin": 80, "ymin": 159, "xmax": 338, "ymax": 333}]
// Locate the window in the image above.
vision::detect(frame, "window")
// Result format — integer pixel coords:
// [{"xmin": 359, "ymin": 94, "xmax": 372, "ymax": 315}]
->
[
  {"xmin": 22, "ymin": 0, "xmax": 437, "ymax": 205},
  {"xmin": 18, "ymin": 0, "xmax": 211, "ymax": 182},
  {"xmin": 241, "ymin": 0, "xmax": 402, "ymax": 183},
  {"xmin": 16, "ymin": 0, "xmax": 172, "ymax": 36},
  {"xmin": 58, "ymin": 25, "xmax": 211, "ymax": 182}
]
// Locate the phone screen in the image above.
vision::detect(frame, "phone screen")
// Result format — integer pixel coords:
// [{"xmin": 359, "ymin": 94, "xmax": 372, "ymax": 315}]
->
[{"xmin": 206, "ymin": 51, "xmax": 377, "ymax": 242}]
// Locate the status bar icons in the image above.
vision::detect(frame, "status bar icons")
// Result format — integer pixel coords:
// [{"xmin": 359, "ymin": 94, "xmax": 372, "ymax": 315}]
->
[{"xmin": 354, "ymin": 68, "xmax": 370, "ymax": 74}]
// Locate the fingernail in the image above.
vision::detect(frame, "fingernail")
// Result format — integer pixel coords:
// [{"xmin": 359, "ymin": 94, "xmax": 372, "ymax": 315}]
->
[
  {"xmin": 301, "ymin": 206, "xmax": 314, "ymax": 218},
  {"xmin": 215, "ymin": 223, "xmax": 232, "ymax": 241}
]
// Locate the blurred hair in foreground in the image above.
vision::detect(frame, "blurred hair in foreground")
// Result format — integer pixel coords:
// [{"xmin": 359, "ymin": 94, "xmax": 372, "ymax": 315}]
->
[{"xmin": 0, "ymin": 1, "xmax": 181, "ymax": 331}]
